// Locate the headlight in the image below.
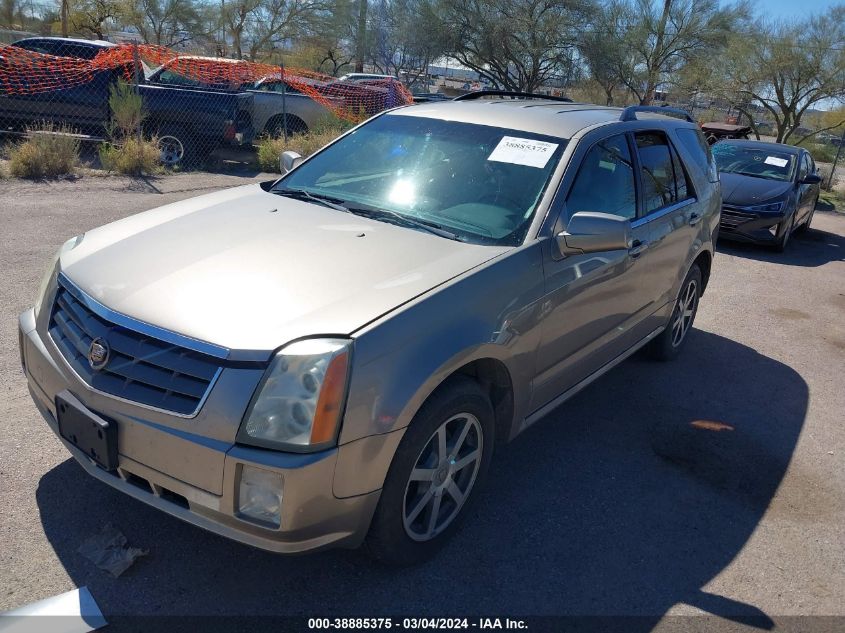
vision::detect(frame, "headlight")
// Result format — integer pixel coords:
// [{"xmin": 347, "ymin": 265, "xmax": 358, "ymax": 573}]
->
[
  {"xmin": 238, "ymin": 338, "xmax": 351, "ymax": 451},
  {"xmin": 740, "ymin": 201, "xmax": 784, "ymax": 213},
  {"xmin": 33, "ymin": 234, "xmax": 84, "ymax": 318}
]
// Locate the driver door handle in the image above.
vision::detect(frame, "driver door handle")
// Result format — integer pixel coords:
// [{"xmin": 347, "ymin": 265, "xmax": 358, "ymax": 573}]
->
[
  {"xmin": 629, "ymin": 240, "xmax": 649, "ymax": 257},
  {"xmin": 689, "ymin": 212, "xmax": 703, "ymax": 226}
]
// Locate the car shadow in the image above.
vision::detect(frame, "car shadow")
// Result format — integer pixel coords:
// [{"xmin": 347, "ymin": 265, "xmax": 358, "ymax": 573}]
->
[
  {"xmin": 717, "ymin": 224, "xmax": 845, "ymax": 267},
  {"xmin": 36, "ymin": 330, "xmax": 806, "ymax": 630}
]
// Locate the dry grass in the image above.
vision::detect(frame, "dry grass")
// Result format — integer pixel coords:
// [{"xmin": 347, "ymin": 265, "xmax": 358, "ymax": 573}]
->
[
  {"xmin": 99, "ymin": 137, "xmax": 161, "ymax": 175},
  {"xmin": 9, "ymin": 124, "xmax": 81, "ymax": 179},
  {"xmin": 257, "ymin": 119, "xmax": 353, "ymax": 173}
]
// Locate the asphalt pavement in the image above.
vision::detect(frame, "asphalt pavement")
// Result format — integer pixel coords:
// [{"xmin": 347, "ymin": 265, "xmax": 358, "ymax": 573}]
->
[{"xmin": 1, "ymin": 172, "xmax": 843, "ymax": 630}]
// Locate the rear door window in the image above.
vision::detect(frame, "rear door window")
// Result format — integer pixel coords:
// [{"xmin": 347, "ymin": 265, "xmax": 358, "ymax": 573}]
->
[
  {"xmin": 676, "ymin": 127, "xmax": 718, "ymax": 183},
  {"xmin": 635, "ymin": 131, "xmax": 678, "ymax": 214}
]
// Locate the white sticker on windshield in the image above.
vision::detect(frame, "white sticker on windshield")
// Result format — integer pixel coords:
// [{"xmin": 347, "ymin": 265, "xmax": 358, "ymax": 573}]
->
[
  {"xmin": 764, "ymin": 156, "xmax": 789, "ymax": 167},
  {"xmin": 488, "ymin": 136, "xmax": 559, "ymax": 168}
]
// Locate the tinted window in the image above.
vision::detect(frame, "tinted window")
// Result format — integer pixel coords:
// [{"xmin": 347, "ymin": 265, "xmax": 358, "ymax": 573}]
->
[
  {"xmin": 671, "ymin": 146, "xmax": 693, "ymax": 201},
  {"xmin": 155, "ymin": 69, "xmax": 200, "ymax": 87},
  {"xmin": 676, "ymin": 128, "xmax": 716, "ymax": 182},
  {"xmin": 799, "ymin": 154, "xmax": 810, "ymax": 180},
  {"xmin": 635, "ymin": 132, "xmax": 678, "ymax": 213},
  {"xmin": 566, "ymin": 134, "xmax": 636, "ymax": 220},
  {"xmin": 255, "ymin": 81, "xmax": 302, "ymax": 95},
  {"xmin": 14, "ymin": 40, "xmax": 102, "ymax": 59}
]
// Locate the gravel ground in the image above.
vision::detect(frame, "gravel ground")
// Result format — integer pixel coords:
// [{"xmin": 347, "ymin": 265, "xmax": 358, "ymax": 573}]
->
[{"xmin": 1, "ymin": 173, "xmax": 843, "ymax": 630}]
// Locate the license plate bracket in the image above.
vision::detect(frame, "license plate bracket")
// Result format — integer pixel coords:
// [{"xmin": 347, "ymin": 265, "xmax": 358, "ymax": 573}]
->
[{"xmin": 56, "ymin": 393, "xmax": 118, "ymax": 471}]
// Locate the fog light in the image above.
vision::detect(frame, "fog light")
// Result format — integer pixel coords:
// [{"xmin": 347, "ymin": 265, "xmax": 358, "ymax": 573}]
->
[
  {"xmin": 769, "ymin": 224, "xmax": 779, "ymax": 236},
  {"xmin": 238, "ymin": 465, "xmax": 283, "ymax": 528}
]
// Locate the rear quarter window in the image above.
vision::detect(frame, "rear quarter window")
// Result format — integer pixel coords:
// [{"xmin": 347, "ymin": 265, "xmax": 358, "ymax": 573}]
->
[{"xmin": 676, "ymin": 128, "xmax": 718, "ymax": 183}]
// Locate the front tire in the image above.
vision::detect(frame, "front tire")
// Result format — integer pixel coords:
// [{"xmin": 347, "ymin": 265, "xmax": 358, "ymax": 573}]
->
[
  {"xmin": 647, "ymin": 263, "xmax": 702, "ymax": 361},
  {"xmin": 795, "ymin": 199, "xmax": 817, "ymax": 234},
  {"xmin": 365, "ymin": 376, "xmax": 495, "ymax": 566},
  {"xmin": 774, "ymin": 214, "xmax": 795, "ymax": 252}
]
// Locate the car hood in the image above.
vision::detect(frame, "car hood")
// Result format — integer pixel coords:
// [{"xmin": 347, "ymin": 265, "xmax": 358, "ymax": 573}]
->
[
  {"xmin": 60, "ymin": 184, "xmax": 508, "ymax": 353},
  {"xmin": 719, "ymin": 172, "xmax": 793, "ymax": 207}
]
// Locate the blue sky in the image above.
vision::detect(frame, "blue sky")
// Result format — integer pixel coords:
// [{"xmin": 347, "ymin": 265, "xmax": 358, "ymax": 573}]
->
[{"xmin": 726, "ymin": 0, "xmax": 840, "ymax": 20}]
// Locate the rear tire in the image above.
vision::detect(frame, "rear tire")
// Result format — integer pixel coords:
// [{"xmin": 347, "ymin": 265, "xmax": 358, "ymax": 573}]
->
[
  {"xmin": 364, "ymin": 376, "xmax": 495, "ymax": 566},
  {"xmin": 646, "ymin": 263, "xmax": 702, "ymax": 361}
]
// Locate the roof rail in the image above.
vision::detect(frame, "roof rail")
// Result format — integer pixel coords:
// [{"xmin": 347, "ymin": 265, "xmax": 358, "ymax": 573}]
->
[
  {"xmin": 453, "ymin": 90, "xmax": 573, "ymax": 103},
  {"xmin": 620, "ymin": 105, "xmax": 695, "ymax": 123}
]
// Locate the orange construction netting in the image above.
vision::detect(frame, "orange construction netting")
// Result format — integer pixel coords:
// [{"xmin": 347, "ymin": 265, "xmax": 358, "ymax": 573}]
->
[{"xmin": 0, "ymin": 43, "xmax": 414, "ymax": 121}]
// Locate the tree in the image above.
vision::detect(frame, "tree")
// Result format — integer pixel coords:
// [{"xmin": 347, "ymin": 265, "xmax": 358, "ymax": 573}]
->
[
  {"xmin": 367, "ymin": 0, "xmax": 448, "ymax": 87},
  {"xmin": 716, "ymin": 5, "xmax": 845, "ymax": 144},
  {"xmin": 578, "ymin": 0, "xmax": 630, "ymax": 105},
  {"xmin": 71, "ymin": 0, "xmax": 121, "ymax": 38},
  {"xmin": 222, "ymin": 0, "xmax": 325, "ymax": 61},
  {"xmin": 438, "ymin": 0, "xmax": 595, "ymax": 93},
  {"xmin": 613, "ymin": 0, "xmax": 749, "ymax": 105},
  {"xmin": 354, "ymin": 0, "xmax": 366, "ymax": 71},
  {"xmin": 124, "ymin": 0, "xmax": 206, "ymax": 46},
  {"xmin": 1, "ymin": 0, "xmax": 25, "ymax": 28}
]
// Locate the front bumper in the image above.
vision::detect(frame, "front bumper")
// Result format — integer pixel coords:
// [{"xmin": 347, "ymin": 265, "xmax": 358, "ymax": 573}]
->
[
  {"xmin": 718, "ymin": 206, "xmax": 788, "ymax": 244},
  {"xmin": 19, "ymin": 308, "xmax": 383, "ymax": 553}
]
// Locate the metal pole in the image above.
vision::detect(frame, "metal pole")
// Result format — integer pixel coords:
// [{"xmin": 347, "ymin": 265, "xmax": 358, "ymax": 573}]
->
[
  {"xmin": 829, "ymin": 129, "xmax": 845, "ymax": 190},
  {"xmin": 133, "ymin": 43, "xmax": 141, "ymax": 143},
  {"xmin": 280, "ymin": 63, "xmax": 288, "ymax": 143}
]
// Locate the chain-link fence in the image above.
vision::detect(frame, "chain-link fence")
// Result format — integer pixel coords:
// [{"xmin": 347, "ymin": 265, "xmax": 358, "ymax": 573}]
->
[{"xmin": 0, "ymin": 37, "xmax": 414, "ymax": 170}]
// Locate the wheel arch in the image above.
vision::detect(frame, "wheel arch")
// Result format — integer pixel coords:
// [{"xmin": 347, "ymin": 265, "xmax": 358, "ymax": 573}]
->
[
  {"xmin": 441, "ymin": 357, "xmax": 515, "ymax": 445},
  {"xmin": 264, "ymin": 113, "xmax": 308, "ymax": 136},
  {"xmin": 693, "ymin": 248, "xmax": 713, "ymax": 294}
]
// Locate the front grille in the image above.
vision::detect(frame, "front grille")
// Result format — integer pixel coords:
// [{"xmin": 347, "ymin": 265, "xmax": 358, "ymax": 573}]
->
[
  {"xmin": 720, "ymin": 207, "xmax": 755, "ymax": 230},
  {"xmin": 48, "ymin": 278, "xmax": 221, "ymax": 416}
]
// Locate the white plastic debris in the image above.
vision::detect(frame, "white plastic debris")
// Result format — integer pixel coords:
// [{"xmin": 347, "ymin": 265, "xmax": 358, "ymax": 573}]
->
[{"xmin": 77, "ymin": 523, "xmax": 148, "ymax": 578}]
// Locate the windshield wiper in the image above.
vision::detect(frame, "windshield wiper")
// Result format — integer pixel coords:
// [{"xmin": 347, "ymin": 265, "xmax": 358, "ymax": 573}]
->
[
  {"xmin": 274, "ymin": 188, "xmax": 350, "ymax": 213},
  {"xmin": 346, "ymin": 205, "xmax": 462, "ymax": 241},
  {"xmin": 733, "ymin": 171, "xmax": 777, "ymax": 181},
  {"xmin": 274, "ymin": 188, "xmax": 462, "ymax": 241}
]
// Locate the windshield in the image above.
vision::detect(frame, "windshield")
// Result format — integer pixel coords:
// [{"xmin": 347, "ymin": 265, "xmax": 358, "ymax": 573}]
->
[
  {"xmin": 272, "ymin": 114, "xmax": 567, "ymax": 245},
  {"xmin": 712, "ymin": 143, "xmax": 796, "ymax": 182}
]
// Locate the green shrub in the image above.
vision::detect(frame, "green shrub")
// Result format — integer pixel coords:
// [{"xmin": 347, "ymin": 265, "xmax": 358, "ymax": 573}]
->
[
  {"xmin": 9, "ymin": 124, "xmax": 80, "ymax": 178},
  {"xmin": 795, "ymin": 139, "xmax": 837, "ymax": 163},
  {"xmin": 257, "ymin": 121, "xmax": 351, "ymax": 173},
  {"xmin": 107, "ymin": 80, "xmax": 146, "ymax": 140},
  {"xmin": 99, "ymin": 136, "xmax": 161, "ymax": 175}
]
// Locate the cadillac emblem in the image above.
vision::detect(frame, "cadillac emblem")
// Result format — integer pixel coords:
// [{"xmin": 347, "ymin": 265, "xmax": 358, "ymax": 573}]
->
[{"xmin": 88, "ymin": 337, "xmax": 110, "ymax": 370}]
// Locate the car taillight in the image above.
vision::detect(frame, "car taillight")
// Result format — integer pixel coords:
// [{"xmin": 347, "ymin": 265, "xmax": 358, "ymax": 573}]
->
[{"xmin": 223, "ymin": 120, "xmax": 236, "ymax": 141}]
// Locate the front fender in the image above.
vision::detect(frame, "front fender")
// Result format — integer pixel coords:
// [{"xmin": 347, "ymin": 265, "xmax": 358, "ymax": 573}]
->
[{"xmin": 339, "ymin": 243, "xmax": 545, "ymax": 446}]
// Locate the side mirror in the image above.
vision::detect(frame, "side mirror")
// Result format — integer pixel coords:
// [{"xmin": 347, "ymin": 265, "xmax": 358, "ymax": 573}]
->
[
  {"xmin": 280, "ymin": 150, "xmax": 303, "ymax": 174},
  {"xmin": 556, "ymin": 212, "xmax": 632, "ymax": 256},
  {"xmin": 800, "ymin": 173, "xmax": 822, "ymax": 185}
]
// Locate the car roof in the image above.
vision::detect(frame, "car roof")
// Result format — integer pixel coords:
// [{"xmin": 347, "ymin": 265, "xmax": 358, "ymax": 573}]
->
[
  {"xmin": 715, "ymin": 139, "xmax": 802, "ymax": 154},
  {"xmin": 14, "ymin": 36, "xmax": 115, "ymax": 47},
  {"xmin": 388, "ymin": 99, "xmax": 695, "ymax": 139}
]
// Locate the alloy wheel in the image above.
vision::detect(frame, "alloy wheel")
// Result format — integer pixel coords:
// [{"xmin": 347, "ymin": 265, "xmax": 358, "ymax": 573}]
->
[
  {"xmin": 671, "ymin": 279, "xmax": 698, "ymax": 348},
  {"xmin": 402, "ymin": 413, "xmax": 483, "ymax": 542}
]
